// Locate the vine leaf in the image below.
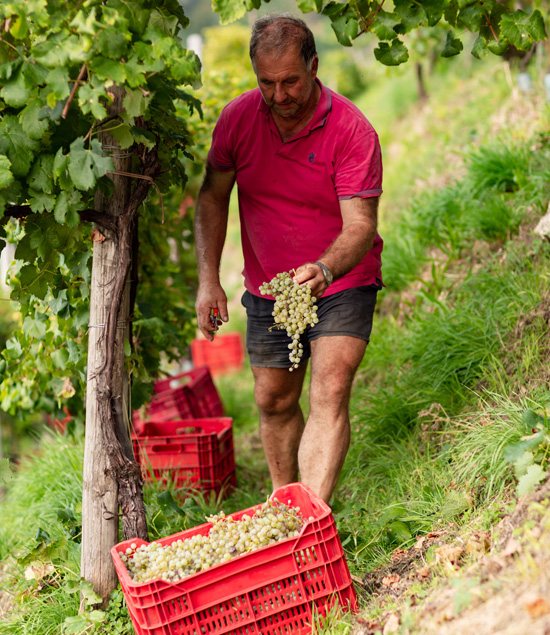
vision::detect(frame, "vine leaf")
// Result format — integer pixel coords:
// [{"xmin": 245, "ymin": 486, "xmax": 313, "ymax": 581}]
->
[
  {"xmin": 212, "ymin": 0, "xmax": 248, "ymax": 25},
  {"xmin": 374, "ymin": 39, "xmax": 409, "ymax": 66},
  {"xmin": 471, "ymin": 35, "xmax": 489, "ymax": 59},
  {"xmin": 0, "ymin": 115, "xmax": 39, "ymax": 177},
  {"xmin": 67, "ymin": 138, "xmax": 114, "ymax": 192},
  {"xmin": 441, "ymin": 31, "xmax": 464, "ymax": 57},
  {"xmin": 500, "ymin": 10, "xmax": 548, "ymax": 52},
  {"xmin": 0, "ymin": 66, "xmax": 31, "ymax": 108},
  {"xmin": 0, "ymin": 155, "xmax": 13, "ymax": 188},
  {"xmin": 372, "ymin": 9, "xmax": 400, "ymax": 41}
]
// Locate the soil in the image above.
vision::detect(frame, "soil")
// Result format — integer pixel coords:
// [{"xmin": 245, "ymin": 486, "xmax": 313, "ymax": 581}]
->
[{"xmin": 350, "ymin": 477, "xmax": 550, "ymax": 635}]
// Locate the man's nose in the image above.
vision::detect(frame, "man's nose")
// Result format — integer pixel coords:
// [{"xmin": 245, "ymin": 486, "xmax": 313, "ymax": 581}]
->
[{"xmin": 273, "ymin": 83, "xmax": 286, "ymax": 103}]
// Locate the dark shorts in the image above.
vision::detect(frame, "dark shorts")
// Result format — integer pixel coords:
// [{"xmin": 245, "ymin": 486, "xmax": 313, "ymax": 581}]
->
[{"xmin": 241, "ymin": 285, "xmax": 379, "ymax": 368}]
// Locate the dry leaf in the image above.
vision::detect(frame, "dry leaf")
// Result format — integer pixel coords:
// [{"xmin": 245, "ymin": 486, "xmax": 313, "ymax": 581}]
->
[
  {"xmin": 390, "ymin": 548, "xmax": 406, "ymax": 562},
  {"xmin": 417, "ymin": 566, "xmax": 431, "ymax": 578},
  {"xmin": 481, "ymin": 555, "xmax": 504, "ymax": 575},
  {"xmin": 525, "ymin": 597, "xmax": 550, "ymax": 618},
  {"xmin": 466, "ymin": 531, "xmax": 491, "ymax": 556},
  {"xmin": 59, "ymin": 377, "xmax": 75, "ymax": 399},
  {"xmin": 25, "ymin": 561, "xmax": 54, "ymax": 581},
  {"xmin": 501, "ymin": 537, "xmax": 521, "ymax": 558},
  {"xmin": 91, "ymin": 229, "xmax": 106, "ymax": 243},
  {"xmin": 435, "ymin": 545, "xmax": 464, "ymax": 565},
  {"xmin": 414, "ymin": 535, "xmax": 426, "ymax": 550},
  {"xmin": 427, "ymin": 531, "xmax": 444, "ymax": 538},
  {"xmin": 383, "ymin": 613, "xmax": 400, "ymax": 634},
  {"xmin": 382, "ymin": 573, "xmax": 401, "ymax": 587}
]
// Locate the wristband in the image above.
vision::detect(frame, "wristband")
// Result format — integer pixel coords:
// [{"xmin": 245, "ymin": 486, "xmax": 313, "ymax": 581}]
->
[{"xmin": 314, "ymin": 261, "xmax": 333, "ymax": 287}]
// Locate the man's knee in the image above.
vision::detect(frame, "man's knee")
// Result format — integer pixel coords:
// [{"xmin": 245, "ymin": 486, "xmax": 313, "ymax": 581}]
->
[{"xmin": 255, "ymin": 385, "xmax": 300, "ymax": 417}]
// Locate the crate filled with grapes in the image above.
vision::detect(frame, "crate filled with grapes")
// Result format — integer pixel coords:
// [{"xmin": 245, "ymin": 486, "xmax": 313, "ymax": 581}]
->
[
  {"xmin": 111, "ymin": 482, "xmax": 357, "ymax": 635},
  {"xmin": 132, "ymin": 418, "xmax": 236, "ymax": 499}
]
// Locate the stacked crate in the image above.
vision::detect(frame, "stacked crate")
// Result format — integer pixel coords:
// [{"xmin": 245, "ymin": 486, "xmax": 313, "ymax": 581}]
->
[
  {"xmin": 132, "ymin": 366, "xmax": 236, "ymax": 499},
  {"xmin": 190, "ymin": 332, "xmax": 245, "ymax": 377}
]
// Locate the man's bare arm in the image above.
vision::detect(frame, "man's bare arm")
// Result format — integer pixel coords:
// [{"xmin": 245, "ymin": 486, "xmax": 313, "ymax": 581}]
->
[
  {"xmin": 294, "ymin": 196, "xmax": 379, "ymax": 297},
  {"xmin": 194, "ymin": 164, "xmax": 236, "ymax": 340}
]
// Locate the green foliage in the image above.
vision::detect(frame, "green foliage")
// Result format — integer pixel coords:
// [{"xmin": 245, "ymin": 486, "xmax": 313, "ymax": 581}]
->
[
  {"xmin": 0, "ymin": 0, "xmax": 202, "ymax": 424},
  {"xmin": 503, "ymin": 405, "xmax": 550, "ymax": 497},
  {"xmin": 465, "ymin": 142, "xmax": 531, "ymax": 194},
  {"xmin": 213, "ymin": 0, "xmax": 548, "ymax": 65}
]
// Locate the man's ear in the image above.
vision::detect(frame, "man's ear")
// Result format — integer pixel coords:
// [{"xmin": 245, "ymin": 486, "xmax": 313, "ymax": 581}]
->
[{"xmin": 311, "ymin": 56, "xmax": 319, "ymax": 78}]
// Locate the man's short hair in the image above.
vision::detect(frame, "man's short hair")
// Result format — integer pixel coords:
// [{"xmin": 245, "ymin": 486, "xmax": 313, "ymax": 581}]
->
[{"xmin": 250, "ymin": 13, "xmax": 317, "ymax": 73}]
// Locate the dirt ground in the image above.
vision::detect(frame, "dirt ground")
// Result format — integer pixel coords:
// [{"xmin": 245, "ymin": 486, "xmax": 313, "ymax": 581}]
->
[{"xmin": 351, "ymin": 478, "xmax": 550, "ymax": 635}]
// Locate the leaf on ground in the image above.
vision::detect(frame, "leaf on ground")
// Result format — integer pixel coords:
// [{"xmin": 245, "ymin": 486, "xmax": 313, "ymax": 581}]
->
[
  {"xmin": 383, "ymin": 612, "xmax": 400, "ymax": 634},
  {"xmin": 501, "ymin": 536, "xmax": 521, "ymax": 558},
  {"xmin": 524, "ymin": 597, "xmax": 550, "ymax": 618},
  {"xmin": 516, "ymin": 463, "xmax": 547, "ymax": 497},
  {"xmin": 440, "ymin": 490, "xmax": 473, "ymax": 520},
  {"xmin": 434, "ymin": 545, "xmax": 464, "ymax": 565},
  {"xmin": 382, "ymin": 573, "xmax": 401, "ymax": 587}
]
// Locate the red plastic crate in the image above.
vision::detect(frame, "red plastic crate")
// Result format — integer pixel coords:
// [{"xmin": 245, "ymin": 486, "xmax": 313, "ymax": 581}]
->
[
  {"xmin": 131, "ymin": 418, "xmax": 236, "ymax": 496},
  {"xmin": 191, "ymin": 332, "xmax": 244, "ymax": 377},
  {"xmin": 111, "ymin": 483, "xmax": 357, "ymax": 635},
  {"xmin": 154, "ymin": 367, "xmax": 224, "ymax": 418},
  {"xmin": 133, "ymin": 367, "xmax": 224, "ymax": 435}
]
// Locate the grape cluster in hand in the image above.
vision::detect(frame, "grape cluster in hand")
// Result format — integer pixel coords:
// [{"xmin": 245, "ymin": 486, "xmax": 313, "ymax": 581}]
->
[
  {"xmin": 259, "ymin": 270, "xmax": 319, "ymax": 371},
  {"xmin": 120, "ymin": 499, "xmax": 306, "ymax": 584}
]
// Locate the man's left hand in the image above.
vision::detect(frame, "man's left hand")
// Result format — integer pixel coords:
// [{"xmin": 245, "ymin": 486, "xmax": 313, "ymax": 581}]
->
[{"xmin": 294, "ymin": 262, "xmax": 328, "ymax": 298}]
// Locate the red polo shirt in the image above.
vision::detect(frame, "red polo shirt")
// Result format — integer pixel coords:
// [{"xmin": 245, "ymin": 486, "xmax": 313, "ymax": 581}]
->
[{"xmin": 208, "ymin": 80, "xmax": 383, "ymax": 297}]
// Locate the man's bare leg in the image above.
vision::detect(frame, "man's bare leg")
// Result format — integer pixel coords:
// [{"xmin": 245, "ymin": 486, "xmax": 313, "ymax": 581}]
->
[
  {"xmin": 298, "ymin": 336, "xmax": 367, "ymax": 503},
  {"xmin": 252, "ymin": 364, "xmax": 308, "ymax": 490}
]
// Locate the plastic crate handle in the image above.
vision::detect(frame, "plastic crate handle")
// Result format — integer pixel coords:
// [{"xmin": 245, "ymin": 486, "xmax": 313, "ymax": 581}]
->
[
  {"xmin": 151, "ymin": 443, "xmax": 185, "ymax": 453},
  {"xmin": 175, "ymin": 426, "xmax": 203, "ymax": 435}
]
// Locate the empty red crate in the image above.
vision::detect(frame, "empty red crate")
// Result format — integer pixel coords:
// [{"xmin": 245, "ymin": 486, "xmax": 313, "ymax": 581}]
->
[
  {"xmin": 191, "ymin": 332, "xmax": 244, "ymax": 377},
  {"xmin": 112, "ymin": 483, "xmax": 357, "ymax": 635},
  {"xmin": 133, "ymin": 367, "xmax": 223, "ymax": 434},
  {"xmin": 154, "ymin": 366, "xmax": 224, "ymax": 418},
  {"xmin": 132, "ymin": 418, "xmax": 236, "ymax": 496}
]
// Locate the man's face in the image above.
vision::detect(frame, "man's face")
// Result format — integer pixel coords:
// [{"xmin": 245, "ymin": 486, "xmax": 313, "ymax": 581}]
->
[{"xmin": 254, "ymin": 46, "xmax": 318, "ymax": 120}]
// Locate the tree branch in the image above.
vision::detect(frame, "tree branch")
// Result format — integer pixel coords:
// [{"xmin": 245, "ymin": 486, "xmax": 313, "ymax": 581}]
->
[
  {"xmin": 62, "ymin": 63, "xmax": 88, "ymax": 120},
  {"xmin": 357, "ymin": 0, "xmax": 385, "ymax": 37},
  {"xmin": 3, "ymin": 205, "xmax": 118, "ymax": 233},
  {"xmin": 78, "ymin": 209, "xmax": 118, "ymax": 233}
]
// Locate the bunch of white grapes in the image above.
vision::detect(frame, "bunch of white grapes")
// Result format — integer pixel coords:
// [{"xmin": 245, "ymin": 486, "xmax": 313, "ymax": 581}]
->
[
  {"xmin": 259, "ymin": 270, "xmax": 319, "ymax": 371},
  {"xmin": 120, "ymin": 499, "xmax": 308, "ymax": 584}
]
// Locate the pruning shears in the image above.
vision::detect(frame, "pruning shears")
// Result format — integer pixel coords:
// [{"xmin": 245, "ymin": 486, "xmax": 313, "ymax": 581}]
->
[{"xmin": 209, "ymin": 308, "xmax": 222, "ymax": 334}]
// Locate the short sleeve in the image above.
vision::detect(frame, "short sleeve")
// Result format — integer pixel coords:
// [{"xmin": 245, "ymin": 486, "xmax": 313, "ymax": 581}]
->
[
  {"xmin": 207, "ymin": 106, "xmax": 236, "ymax": 172},
  {"xmin": 334, "ymin": 130, "xmax": 383, "ymax": 200}
]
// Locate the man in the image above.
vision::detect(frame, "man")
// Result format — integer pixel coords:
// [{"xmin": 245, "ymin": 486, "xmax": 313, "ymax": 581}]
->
[{"xmin": 194, "ymin": 13, "xmax": 383, "ymax": 504}]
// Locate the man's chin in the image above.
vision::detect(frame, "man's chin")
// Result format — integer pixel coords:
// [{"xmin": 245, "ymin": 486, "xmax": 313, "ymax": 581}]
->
[{"xmin": 272, "ymin": 106, "xmax": 298, "ymax": 118}]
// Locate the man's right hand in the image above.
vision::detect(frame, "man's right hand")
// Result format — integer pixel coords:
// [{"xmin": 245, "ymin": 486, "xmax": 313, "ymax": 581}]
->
[{"xmin": 195, "ymin": 283, "xmax": 229, "ymax": 342}]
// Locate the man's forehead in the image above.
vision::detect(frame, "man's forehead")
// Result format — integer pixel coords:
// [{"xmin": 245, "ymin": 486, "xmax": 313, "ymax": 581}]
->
[{"xmin": 254, "ymin": 46, "xmax": 305, "ymax": 73}]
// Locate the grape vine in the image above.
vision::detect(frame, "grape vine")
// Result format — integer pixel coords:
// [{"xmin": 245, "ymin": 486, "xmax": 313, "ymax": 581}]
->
[{"xmin": 214, "ymin": 0, "xmax": 548, "ymax": 65}]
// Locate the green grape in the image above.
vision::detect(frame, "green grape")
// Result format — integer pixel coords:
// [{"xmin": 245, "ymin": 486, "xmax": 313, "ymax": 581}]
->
[
  {"xmin": 120, "ymin": 498, "xmax": 305, "ymax": 584},
  {"xmin": 259, "ymin": 270, "xmax": 318, "ymax": 371}
]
